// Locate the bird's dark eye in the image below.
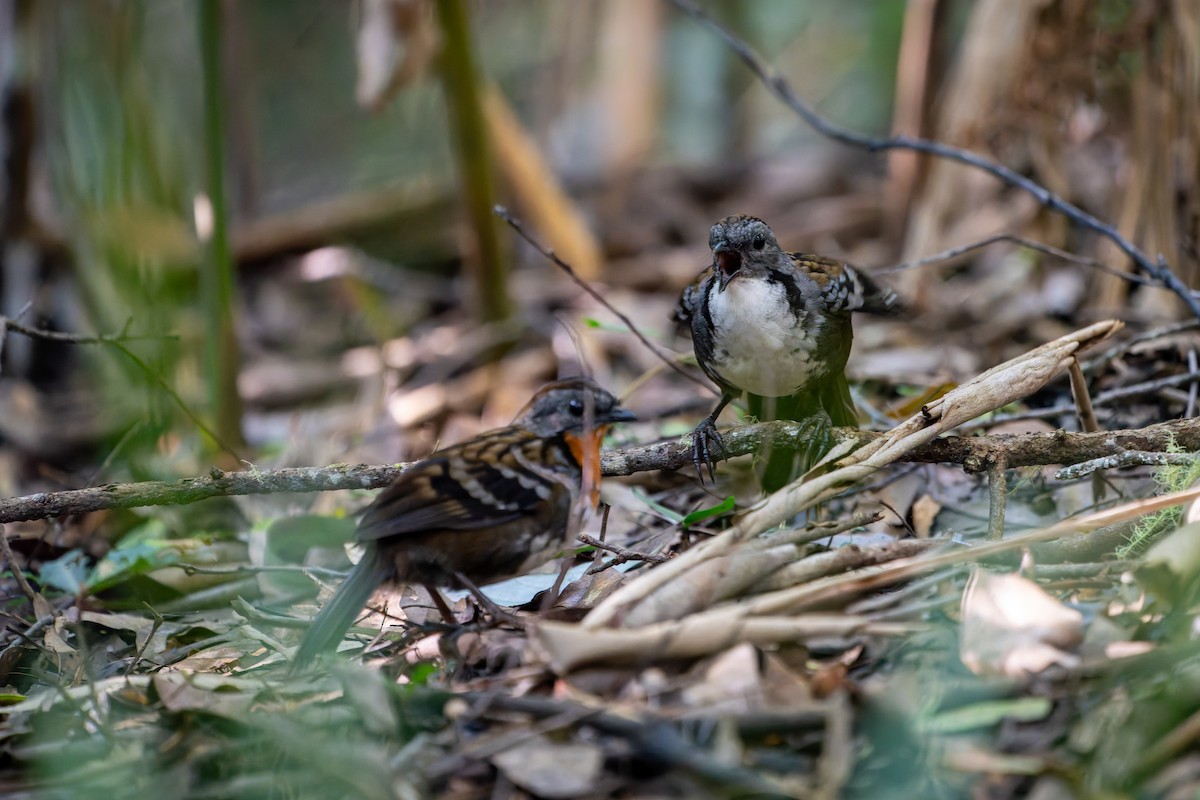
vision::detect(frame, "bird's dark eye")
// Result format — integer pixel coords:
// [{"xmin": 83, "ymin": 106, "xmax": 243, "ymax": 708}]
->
[
  {"xmin": 752, "ymin": 235, "xmax": 766, "ymax": 251},
  {"xmin": 568, "ymin": 398, "xmax": 585, "ymax": 417}
]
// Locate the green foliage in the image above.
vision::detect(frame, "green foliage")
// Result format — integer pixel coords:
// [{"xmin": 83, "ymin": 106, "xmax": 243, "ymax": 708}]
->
[
  {"xmin": 1117, "ymin": 438, "xmax": 1200, "ymax": 557},
  {"xmin": 682, "ymin": 495, "xmax": 736, "ymax": 528}
]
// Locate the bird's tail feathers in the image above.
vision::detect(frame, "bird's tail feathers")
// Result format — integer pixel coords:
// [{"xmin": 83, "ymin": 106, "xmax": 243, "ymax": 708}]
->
[
  {"xmin": 751, "ymin": 373, "xmax": 859, "ymax": 492},
  {"xmin": 290, "ymin": 546, "xmax": 389, "ymax": 673}
]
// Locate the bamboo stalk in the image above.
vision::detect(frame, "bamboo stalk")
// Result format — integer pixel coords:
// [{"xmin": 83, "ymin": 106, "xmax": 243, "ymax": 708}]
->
[{"xmin": 436, "ymin": 0, "xmax": 511, "ymax": 326}]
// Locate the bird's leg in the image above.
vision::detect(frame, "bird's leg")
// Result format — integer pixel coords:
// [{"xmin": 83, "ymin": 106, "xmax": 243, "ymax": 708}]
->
[
  {"xmin": 692, "ymin": 393, "xmax": 734, "ymax": 482},
  {"xmin": 453, "ymin": 571, "xmax": 524, "ymax": 628},
  {"xmin": 423, "ymin": 583, "xmax": 459, "ymax": 625}
]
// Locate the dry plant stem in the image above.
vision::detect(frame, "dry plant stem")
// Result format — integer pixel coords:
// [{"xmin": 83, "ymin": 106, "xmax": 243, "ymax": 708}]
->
[
  {"xmin": 668, "ymin": 0, "xmax": 1200, "ymax": 320},
  {"xmin": 1069, "ymin": 358, "xmax": 1100, "ymax": 433},
  {"xmin": 495, "ymin": 206, "xmax": 713, "ymax": 392},
  {"xmin": 8, "ymin": 412, "xmax": 1200, "ymax": 524},
  {"xmin": 758, "ymin": 538, "xmax": 938, "ymax": 593},
  {"xmin": 583, "ymin": 320, "xmax": 1122, "ymax": 629},
  {"xmin": 987, "ymin": 457, "xmax": 1007, "ymax": 540},
  {"xmin": 578, "ymin": 533, "xmax": 670, "ymax": 566},
  {"xmin": 1069, "ymin": 355, "xmax": 1107, "ymax": 504},
  {"xmin": 777, "ymin": 510, "xmax": 884, "ymax": 547},
  {"xmin": 740, "ymin": 486, "xmax": 1200, "ymax": 618},
  {"xmin": 533, "ymin": 612, "xmax": 918, "ymax": 672},
  {"xmin": 542, "ymin": 485, "xmax": 1200, "ymax": 671},
  {"xmin": 0, "ymin": 526, "xmax": 38, "ymax": 603}
]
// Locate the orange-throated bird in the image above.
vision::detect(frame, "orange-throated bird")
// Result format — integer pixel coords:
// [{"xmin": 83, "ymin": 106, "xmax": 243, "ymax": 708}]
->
[
  {"xmin": 291, "ymin": 378, "xmax": 634, "ymax": 669},
  {"xmin": 676, "ymin": 214, "xmax": 899, "ymax": 490}
]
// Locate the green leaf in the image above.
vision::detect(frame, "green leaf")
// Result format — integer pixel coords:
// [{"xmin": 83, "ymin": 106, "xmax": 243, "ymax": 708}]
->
[
  {"xmin": 88, "ymin": 539, "xmax": 179, "ymax": 594},
  {"xmin": 682, "ymin": 496, "xmax": 736, "ymax": 528},
  {"xmin": 581, "ymin": 317, "xmax": 629, "ymax": 333},
  {"xmin": 39, "ymin": 549, "xmax": 89, "ymax": 595},
  {"xmin": 922, "ymin": 697, "xmax": 1052, "ymax": 734},
  {"xmin": 630, "ymin": 489, "xmax": 685, "ymax": 524}
]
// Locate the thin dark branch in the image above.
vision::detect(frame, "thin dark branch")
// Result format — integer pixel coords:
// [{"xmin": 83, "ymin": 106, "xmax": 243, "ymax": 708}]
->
[
  {"xmin": 878, "ymin": 232, "xmax": 1157, "ymax": 286},
  {"xmin": 1, "ymin": 316, "xmax": 237, "ymax": 458},
  {"xmin": 4, "ymin": 417, "xmax": 1200, "ymax": 523},
  {"xmin": 2, "ymin": 316, "xmax": 179, "ymax": 345},
  {"xmin": 578, "ymin": 532, "xmax": 670, "ymax": 566},
  {"xmin": 974, "ymin": 368, "xmax": 1200, "ymax": 428},
  {"xmin": 495, "ymin": 205, "xmax": 715, "ymax": 393},
  {"xmin": 669, "ymin": 0, "xmax": 1200, "ymax": 319}
]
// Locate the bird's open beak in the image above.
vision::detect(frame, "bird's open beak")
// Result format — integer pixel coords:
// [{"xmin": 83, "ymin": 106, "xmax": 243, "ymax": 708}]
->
[
  {"xmin": 714, "ymin": 244, "xmax": 742, "ymax": 290},
  {"xmin": 603, "ymin": 407, "xmax": 638, "ymax": 424}
]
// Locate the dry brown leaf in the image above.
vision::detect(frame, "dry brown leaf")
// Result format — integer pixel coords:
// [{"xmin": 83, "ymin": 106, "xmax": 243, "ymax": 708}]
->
[
  {"xmin": 152, "ymin": 674, "xmax": 256, "ymax": 718},
  {"xmin": 491, "ymin": 736, "xmax": 604, "ymax": 799},
  {"xmin": 911, "ymin": 494, "xmax": 942, "ymax": 537},
  {"xmin": 680, "ymin": 644, "xmax": 764, "ymax": 715},
  {"xmin": 959, "ymin": 569, "xmax": 1083, "ymax": 676}
]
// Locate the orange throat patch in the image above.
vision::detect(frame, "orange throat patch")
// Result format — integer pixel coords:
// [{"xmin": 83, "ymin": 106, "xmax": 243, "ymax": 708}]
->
[{"xmin": 564, "ymin": 426, "xmax": 608, "ymax": 508}]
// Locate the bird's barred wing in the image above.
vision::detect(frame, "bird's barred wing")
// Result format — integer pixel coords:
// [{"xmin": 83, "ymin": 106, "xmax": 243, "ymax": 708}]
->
[
  {"xmin": 356, "ymin": 429, "xmax": 568, "ymax": 541},
  {"xmin": 789, "ymin": 252, "xmax": 901, "ymax": 315},
  {"xmin": 673, "ymin": 266, "xmax": 715, "ymax": 323}
]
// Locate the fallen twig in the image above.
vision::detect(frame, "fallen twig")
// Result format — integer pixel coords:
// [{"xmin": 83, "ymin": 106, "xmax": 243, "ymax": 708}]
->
[{"xmin": 5, "ymin": 411, "xmax": 1200, "ymax": 524}]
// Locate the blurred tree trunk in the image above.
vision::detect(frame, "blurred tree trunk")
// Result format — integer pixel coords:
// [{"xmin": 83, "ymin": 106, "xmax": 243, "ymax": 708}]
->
[{"xmin": 198, "ymin": 0, "xmax": 245, "ymax": 453}]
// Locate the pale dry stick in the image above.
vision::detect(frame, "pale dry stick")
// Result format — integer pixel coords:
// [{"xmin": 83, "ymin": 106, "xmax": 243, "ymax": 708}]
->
[
  {"xmin": 544, "ymin": 485, "xmax": 1200, "ymax": 670},
  {"xmin": 739, "ymin": 484, "xmax": 1200, "ymax": 618},
  {"xmin": 1067, "ymin": 355, "xmax": 1107, "ymax": 504},
  {"xmin": 534, "ymin": 610, "xmax": 917, "ymax": 672},
  {"xmin": 583, "ymin": 320, "xmax": 1123, "ymax": 629},
  {"xmin": 1069, "ymin": 357, "xmax": 1100, "ymax": 434}
]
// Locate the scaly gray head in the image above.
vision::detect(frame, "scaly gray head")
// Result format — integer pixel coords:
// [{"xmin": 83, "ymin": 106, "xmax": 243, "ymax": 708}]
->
[
  {"xmin": 514, "ymin": 378, "xmax": 636, "ymax": 438},
  {"xmin": 708, "ymin": 214, "xmax": 786, "ymax": 291}
]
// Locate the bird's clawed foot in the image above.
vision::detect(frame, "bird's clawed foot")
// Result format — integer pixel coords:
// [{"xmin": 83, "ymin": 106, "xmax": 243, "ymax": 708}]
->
[
  {"xmin": 691, "ymin": 417, "xmax": 726, "ymax": 483},
  {"xmin": 797, "ymin": 410, "xmax": 835, "ymax": 469}
]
